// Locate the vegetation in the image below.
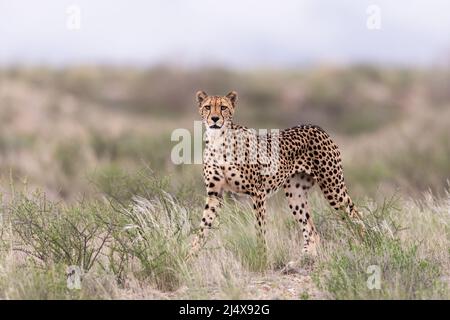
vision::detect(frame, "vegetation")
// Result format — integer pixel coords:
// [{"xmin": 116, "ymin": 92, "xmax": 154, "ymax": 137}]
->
[
  {"xmin": 0, "ymin": 66, "xmax": 448, "ymax": 299},
  {"xmin": 0, "ymin": 174, "xmax": 448, "ymax": 299}
]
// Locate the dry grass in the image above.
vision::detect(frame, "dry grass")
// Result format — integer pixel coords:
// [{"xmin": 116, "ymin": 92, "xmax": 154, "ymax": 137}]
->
[{"xmin": 0, "ymin": 175, "xmax": 448, "ymax": 299}]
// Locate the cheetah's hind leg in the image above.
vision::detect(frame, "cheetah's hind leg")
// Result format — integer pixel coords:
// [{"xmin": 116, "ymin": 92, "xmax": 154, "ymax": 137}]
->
[
  {"xmin": 283, "ymin": 173, "xmax": 320, "ymax": 257},
  {"xmin": 317, "ymin": 169, "xmax": 366, "ymax": 241}
]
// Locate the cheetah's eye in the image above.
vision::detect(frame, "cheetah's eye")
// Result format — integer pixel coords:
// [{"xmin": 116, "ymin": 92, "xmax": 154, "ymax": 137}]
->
[
  {"xmin": 204, "ymin": 105, "xmax": 211, "ymax": 110},
  {"xmin": 221, "ymin": 106, "xmax": 227, "ymax": 111}
]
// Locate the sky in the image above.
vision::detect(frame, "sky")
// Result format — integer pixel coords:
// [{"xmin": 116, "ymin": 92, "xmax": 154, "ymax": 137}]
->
[{"xmin": 1, "ymin": 0, "xmax": 450, "ymax": 68}]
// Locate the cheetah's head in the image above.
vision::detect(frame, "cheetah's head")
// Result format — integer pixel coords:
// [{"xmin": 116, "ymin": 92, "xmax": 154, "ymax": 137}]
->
[{"xmin": 196, "ymin": 91, "xmax": 237, "ymax": 130}]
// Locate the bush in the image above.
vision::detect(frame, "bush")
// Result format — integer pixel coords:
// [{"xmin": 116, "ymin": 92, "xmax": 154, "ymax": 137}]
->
[
  {"xmin": 7, "ymin": 190, "xmax": 113, "ymax": 272},
  {"xmin": 4, "ymin": 171, "xmax": 195, "ymax": 292}
]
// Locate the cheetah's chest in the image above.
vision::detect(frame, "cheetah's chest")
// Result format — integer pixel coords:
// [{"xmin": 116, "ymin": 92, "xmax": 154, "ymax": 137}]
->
[{"xmin": 203, "ymin": 128, "xmax": 294, "ymax": 196}]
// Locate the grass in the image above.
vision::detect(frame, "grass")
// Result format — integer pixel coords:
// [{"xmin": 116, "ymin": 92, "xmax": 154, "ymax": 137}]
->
[
  {"xmin": 0, "ymin": 170, "xmax": 448, "ymax": 299},
  {"xmin": 313, "ymin": 194, "xmax": 449, "ymax": 299},
  {"xmin": 220, "ymin": 202, "xmax": 269, "ymax": 272},
  {"xmin": 104, "ymin": 194, "xmax": 191, "ymax": 291}
]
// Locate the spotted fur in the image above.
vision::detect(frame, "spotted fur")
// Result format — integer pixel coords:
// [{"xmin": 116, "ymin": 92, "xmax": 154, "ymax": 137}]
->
[{"xmin": 191, "ymin": 91, "xmax": 364, "ymax": 257}]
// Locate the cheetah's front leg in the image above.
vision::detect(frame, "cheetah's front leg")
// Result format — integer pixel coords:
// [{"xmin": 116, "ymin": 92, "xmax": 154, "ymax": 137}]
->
[
  {"xmin": 189, "ymin": 175, "xmax": 224, "ymax": 258},
  {"xmin": 190, "ymin": 195, "xmax": 221, "ymax": 257}
]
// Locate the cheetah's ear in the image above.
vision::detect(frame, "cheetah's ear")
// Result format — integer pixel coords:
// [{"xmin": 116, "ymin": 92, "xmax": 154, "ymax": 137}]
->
[
  {"xmin": 226, "ymin": 91, "xmax": 238, "ymax": 106},
  {"xmin": 196, "ymin": 90, "xmax": 208, "ymax": 105}
]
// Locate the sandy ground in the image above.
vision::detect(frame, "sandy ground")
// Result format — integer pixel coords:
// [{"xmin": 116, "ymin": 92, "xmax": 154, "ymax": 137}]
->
[{"xmin": 117, "ymin": 266, "xmax": 326, "ymax": 300}]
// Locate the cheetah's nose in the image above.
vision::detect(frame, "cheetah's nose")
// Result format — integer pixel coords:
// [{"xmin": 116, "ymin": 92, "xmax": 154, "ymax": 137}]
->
[{"xmin": 211, "ymin": 116, "xmax": 220, "ymax": 123}]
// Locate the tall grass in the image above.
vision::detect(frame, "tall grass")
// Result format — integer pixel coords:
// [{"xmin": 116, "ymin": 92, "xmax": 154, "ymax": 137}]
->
[
  {"xmin": 313, "ymin": 194, "xmax": 449, "ymax": 299},
  {"xmin": 0, "ymin": 170, "xmax": 448, "ymax": 299},
  {"xmin": 105, "ymin": 194, "xmax": 191, "ymax": 291}
]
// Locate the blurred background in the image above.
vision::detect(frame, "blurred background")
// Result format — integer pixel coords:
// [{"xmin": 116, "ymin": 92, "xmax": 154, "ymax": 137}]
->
[{"xmin": 1, "ymin": 0, "xmax": 449, "ymax": 200}]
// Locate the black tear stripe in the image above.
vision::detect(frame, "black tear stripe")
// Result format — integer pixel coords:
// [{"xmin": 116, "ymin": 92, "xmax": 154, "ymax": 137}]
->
[{"xmin": 219, "ymin": 100, "xmax": 225, "ymax": 122}]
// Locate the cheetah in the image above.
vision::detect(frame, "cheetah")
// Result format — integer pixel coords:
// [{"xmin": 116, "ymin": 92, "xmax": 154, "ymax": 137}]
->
[{"xmin": 191, "ymin": 90, "xmax": 365, "ymax": 257}]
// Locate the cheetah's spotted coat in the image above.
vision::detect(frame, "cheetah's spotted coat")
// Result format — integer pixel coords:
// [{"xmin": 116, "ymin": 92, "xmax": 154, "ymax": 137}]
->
[{"xmin": 192, "ymin": 91, "xmax": 364, "ymax": 257}]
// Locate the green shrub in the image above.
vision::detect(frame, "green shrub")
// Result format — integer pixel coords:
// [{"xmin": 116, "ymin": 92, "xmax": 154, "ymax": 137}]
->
[{"xmin": 8, "ymin": 190, "xmax": 113, "ymax": 272}]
